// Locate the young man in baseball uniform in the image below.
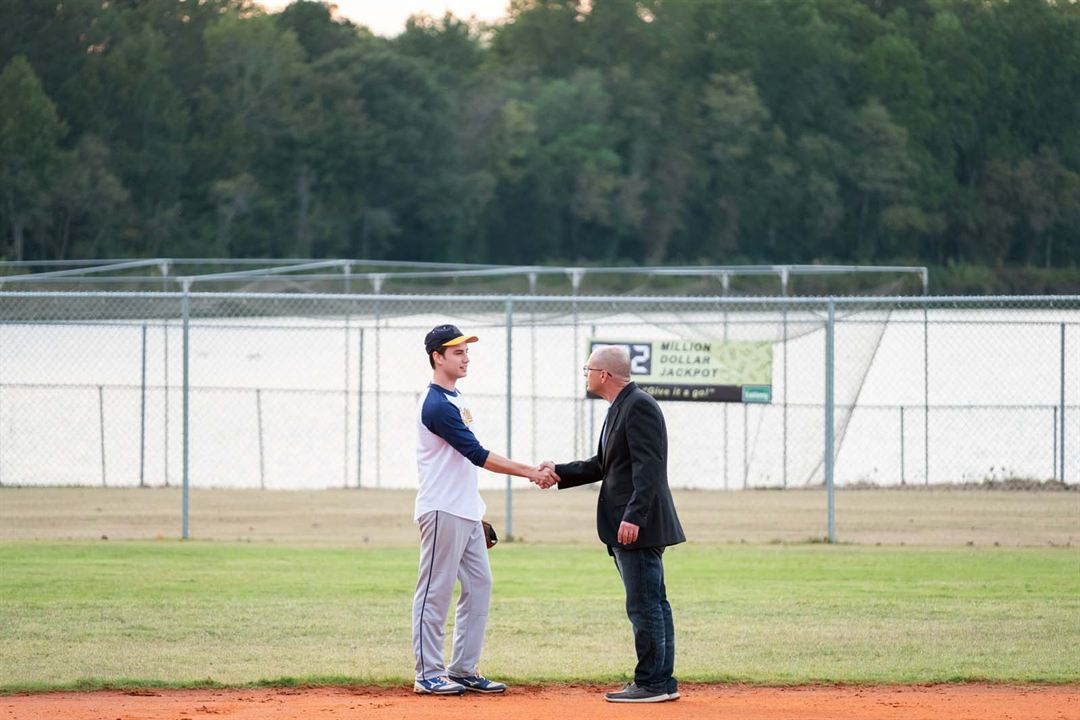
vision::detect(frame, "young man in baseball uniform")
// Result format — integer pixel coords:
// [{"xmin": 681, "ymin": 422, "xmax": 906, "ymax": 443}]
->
[{"xmin": 412, "ymin": 324, "xmax": 554, "ymax": 695}]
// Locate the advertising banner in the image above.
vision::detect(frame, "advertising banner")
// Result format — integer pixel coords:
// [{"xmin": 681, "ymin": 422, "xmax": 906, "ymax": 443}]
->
[{"xmin": 587, "ymin": 338, "xmax": 773, "ymax": 403}]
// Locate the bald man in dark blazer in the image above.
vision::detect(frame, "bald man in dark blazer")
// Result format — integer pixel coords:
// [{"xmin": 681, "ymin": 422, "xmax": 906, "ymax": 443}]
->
[{"xmin": 542, "ymin": 345, "xmax": 686, "ymax": 704}]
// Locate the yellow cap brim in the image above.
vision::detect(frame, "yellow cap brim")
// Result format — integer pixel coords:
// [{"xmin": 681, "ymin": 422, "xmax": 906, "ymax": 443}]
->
[{"xmin": 442, "ymin": 334, "xmax": 478, "ymax": 347}]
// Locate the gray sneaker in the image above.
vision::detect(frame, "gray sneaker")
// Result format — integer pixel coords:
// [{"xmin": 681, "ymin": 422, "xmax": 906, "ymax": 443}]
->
[{"xmin": 604, "ymin": 682, "xmax": 669, "ymax": 703}]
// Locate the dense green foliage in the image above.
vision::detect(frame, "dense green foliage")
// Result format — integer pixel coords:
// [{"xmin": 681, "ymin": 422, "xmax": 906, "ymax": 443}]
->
[
  {"xmin": 1, "ymin": 541, "xmax": 1077, "ymax": 688},
  {"xmin": 1, "ymin": 0, "xmax": 1078, "ymax": 268}
]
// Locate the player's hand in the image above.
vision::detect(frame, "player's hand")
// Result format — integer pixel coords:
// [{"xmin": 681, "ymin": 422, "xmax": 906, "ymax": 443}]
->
[
  {"xmin": 527, "ymin": 464, "xmax": 545, "ymax": 486},
  {"xmin": 539, "ymin": 460, "xmax": 558, "ymax": 487},
  {"xmin": 531, "ymin": 463, "xmax": 558, "ymax": 489},
  {"xmin": 617, "ymin": 521, "xmax": 639, "ymax": 545}
]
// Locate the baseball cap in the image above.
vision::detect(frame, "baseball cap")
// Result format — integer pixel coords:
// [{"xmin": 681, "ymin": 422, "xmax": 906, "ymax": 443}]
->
[{"xmin": 424, "ymin": 324, "xmax": 479, "ymax": 355}]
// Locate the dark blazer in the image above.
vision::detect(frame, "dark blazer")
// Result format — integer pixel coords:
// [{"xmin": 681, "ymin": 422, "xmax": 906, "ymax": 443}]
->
[{"xmin": 556, "ymin": 382, "xmax": 686, "ymax": 550}]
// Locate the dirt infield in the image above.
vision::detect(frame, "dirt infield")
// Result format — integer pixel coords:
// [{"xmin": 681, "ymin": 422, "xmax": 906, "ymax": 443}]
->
[{"xmin": 4, "ymin": 684, "xmax": 1077, "ymax": 720}]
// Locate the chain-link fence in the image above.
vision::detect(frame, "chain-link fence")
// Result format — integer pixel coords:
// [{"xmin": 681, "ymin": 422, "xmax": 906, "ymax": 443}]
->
[{"xmin": 1, "ymin": 293, "xmax": 1076, "ymax": 504}]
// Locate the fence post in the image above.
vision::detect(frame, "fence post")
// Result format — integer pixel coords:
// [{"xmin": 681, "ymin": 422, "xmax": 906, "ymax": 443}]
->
[
  {"xmin": 571, "ymin": 272, "xmax": 582, "ymax": 459},
  {"xmin": 160, "ymin": 265, "xmax": 172, "ymax": 488},
  {"xmin": 1053, "ymin": 406, "xmax": 1058, "ymax": 480},
  {"xmin": 139, "ymin": 323, "xmax": 147, "ymax": 488},
  {"xmin": 357, "ymin": 327, "xmax": 364, "ymax": 488},
  {"xmin": 900, "ymin": 406, "xmax": 906, "ymax": 486},
  {"xmin": 782, "ymin": 273, "xmax": 789, "ymax": 488},
  {"xmin": 374, "ymin": 290, "xmax": 382, "ymax": 488},
  {"xmin": 343, "ymin": 315, "xmax": 350, "ymax": 489},
  {"xmin": 723, "ymin": 404, "xmax": 728, "ymax": 490},
  {"xmin": 505, "ymin": 297, "xmax": 514, "ymax": 540},
  {"xmin": 181, "ymin": 284, "xmax": 190, "ymax": 540},
  {"xmin": 742, "ymin": 402, "xmax": 748, "ymax": 490},
  {"xmin": 163, "ymin": 319, "xmax": 170, "ymax": 487},
  {"xmin": 529, "ymin": 277, "xmax": 538, "ymax": 465},
  {"xmin": 825, "ymin": 298, "xmax": 836, "ymax": 543},
  {"xmin": 923, "ymin": 299, "xmax": 929, "ymax": 485},
  {"xmin": 98, "ymin": 385, "xmax": 107, "ymax": 487},
  {"xmin": 722, "ymin": 286, "xmax": 729, "ymax": 491},
  {"xmin": 1060, "ymin": 323, "xmax": 1066, "ymax": 482},
  {"xmin": 256, "ymin": 388, "xmax": 266, "ymax": 490},
  {"xmin": 0, "ymin": 315, "xmax": 3, "ymax": 486}
]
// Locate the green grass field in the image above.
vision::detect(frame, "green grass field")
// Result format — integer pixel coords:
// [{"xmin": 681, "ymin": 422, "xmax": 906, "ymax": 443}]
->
[{"xmin": 1, "ymin": 540, "xmax": 1077, "ymax": 692}]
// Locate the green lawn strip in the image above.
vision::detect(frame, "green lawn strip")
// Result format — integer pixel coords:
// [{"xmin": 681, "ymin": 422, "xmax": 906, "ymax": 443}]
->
[{"xmin": 0, "ymin": 541, "xmax": 1076, "ymax": 692}]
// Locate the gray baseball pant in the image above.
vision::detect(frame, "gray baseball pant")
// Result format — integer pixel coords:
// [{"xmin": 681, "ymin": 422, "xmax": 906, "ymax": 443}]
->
[{"xmin": 412, "ymin": 510, "xmax": 492, "ymax": 681}]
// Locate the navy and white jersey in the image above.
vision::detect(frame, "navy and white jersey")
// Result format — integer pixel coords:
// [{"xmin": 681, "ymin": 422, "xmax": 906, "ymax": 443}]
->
[{"xmin": 414, "ymin": 383, "xmax": 490, "ymax": 522}]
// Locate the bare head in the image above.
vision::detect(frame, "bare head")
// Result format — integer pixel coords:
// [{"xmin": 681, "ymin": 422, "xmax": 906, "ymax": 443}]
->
[
  {"xmin": 584, "ymin": 345, "xmax": 631, "ymax": 400},
  {"xmin": 591, "ymin": 345, "xmax": 631, "ymax": 379}
]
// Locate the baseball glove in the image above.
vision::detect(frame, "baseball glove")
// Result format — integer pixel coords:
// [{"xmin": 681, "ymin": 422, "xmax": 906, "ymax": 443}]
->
[{"xmin": 482, "ymin": 520, "xmax": 498, "ymax": 549}]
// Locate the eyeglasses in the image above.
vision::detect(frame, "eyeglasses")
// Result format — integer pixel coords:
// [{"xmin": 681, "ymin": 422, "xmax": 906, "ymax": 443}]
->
[{"xmin": 582, "ymin": 366, "xmax": 607, "ymax": 377}]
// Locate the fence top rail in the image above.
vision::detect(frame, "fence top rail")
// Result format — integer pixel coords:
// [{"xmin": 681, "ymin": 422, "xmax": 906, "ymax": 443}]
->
[
  {"xmin": 0, "ymin": 290, "xmax": 1076, "ymax": 305},
  {"xmin": 0, "ymin": 261, "xmax": 930, "ymax": 291},
  {"xmin": 0, "ymin": 258, "xmax": 503, "ymax": 271},
  {"xmin": 0, "ymin": 259, "xmax": 924, "ymax": 271},
  {"xmin": 6, "ymin": 259, "xmax": 167, "ymax": 280}
]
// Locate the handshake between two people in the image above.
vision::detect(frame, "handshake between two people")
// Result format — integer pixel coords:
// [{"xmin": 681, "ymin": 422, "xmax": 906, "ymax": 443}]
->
[
  {"xmin": 527, "ymin": 460, "xmax": 559, "ymax": 489},
  {"xmin": 484, "ymin": 454, "xmax": 559, "ymax": 489}
]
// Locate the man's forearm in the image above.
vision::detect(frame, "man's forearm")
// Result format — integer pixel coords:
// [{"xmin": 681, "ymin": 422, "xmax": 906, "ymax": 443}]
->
[{"xmin": 483, "ymin": 452, "xmax": 542, "ymax": 480}]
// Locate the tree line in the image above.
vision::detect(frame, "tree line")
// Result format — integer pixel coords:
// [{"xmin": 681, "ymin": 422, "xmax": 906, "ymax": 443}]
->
[{"xmin": 1, "ymin": 0, "xmax": 1078, "ymax": 269}]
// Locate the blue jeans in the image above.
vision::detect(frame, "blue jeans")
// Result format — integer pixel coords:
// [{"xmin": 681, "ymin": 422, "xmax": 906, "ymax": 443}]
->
[{"xmin": 611, "ymin": 546, "xmax": 676, "ymax": 694}]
